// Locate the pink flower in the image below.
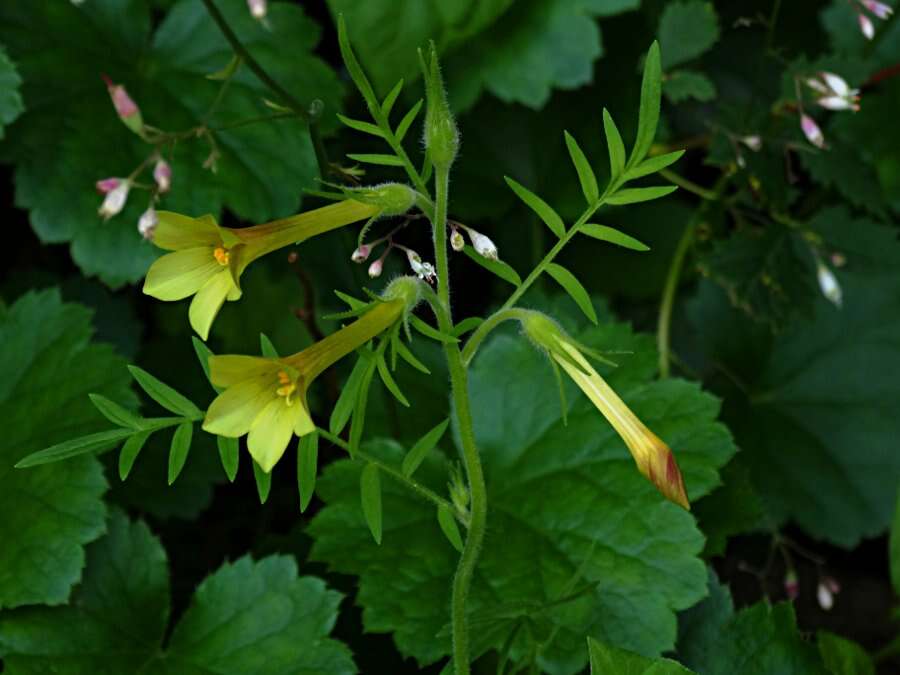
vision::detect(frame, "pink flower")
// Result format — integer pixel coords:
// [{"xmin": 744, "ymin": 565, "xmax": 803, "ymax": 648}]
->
[
  {"xmin": 801, "ymin": 114, "xmax": 826, "ymax": 149},
  {"xmin": 102, "ymin": 74, "xmax": 144, "ymax": 134},
  {"xmin": 784, "ymin": 570, "xmax": 799, "ymax": 600},
  {"xmin": 858, "ymin": 11, "xmax": 876, "ymax": 39},
  {"xmin": 153, "ymin": 159, "xmax": 172, "ymax": 193},
  {"xmin": 351, "ymin": 244, "xmax": 371, "ymax": 263},
  {"xmin": 95, "ymin": 177, "xmax": 122, "ymax": 194},
  {"xmin": 861, "ymin": 0, "xmax": 893, "ymax": 19}
]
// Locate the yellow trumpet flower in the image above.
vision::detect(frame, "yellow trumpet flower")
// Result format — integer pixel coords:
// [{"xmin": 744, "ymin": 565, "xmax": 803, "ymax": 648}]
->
[
  {"xmin": 522, "ymin": 312, "xmax": 690, "ymax": 509},
  {"xmin": 142, "ymin": 199, "xmax": 381, "ymax": 340},
  {"xmin": 202, "ymin": 277, "xmax": 420, "ymax": 472}
]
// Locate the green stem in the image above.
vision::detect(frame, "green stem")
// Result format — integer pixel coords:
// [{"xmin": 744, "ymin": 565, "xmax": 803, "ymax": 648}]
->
[
  {"xmin": 461, "ymin": 308, "xmax": 533, "ymax": 366},
  {"xmin": 199, "ymin": 0, "xmax": 332, "ymax": 179},
  {"xmin": 659, "ymin": 168, "xmax": 717, "ymax": 201},
  {"xmin": 316, "ymin": 427, "xmax": 464, "ymax": 523},
  {"xmin": 431, "ymin": 167, "xmax": 487, "ymax": 675}
]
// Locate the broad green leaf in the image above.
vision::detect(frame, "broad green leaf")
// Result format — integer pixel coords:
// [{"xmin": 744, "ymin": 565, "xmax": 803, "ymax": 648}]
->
[
  {"xmin": 691, "ymin": 462, "xmax": 768, "ymax": 556},
  {"xmin": 0, "ymin": 511, "xmax": 356, "ymax": 674},
  {"xmin": 678, "ymin": 571, "xmax": 826, "ymax": 674},
  {"xmin": 817, "ymin": 632, "xmax": 875, "ymax": 675},
  {"xmin": 128, "ymin": 365, "xmax": 202, "ymax": 419},
  {"xmin": 401, "ymin": 418, "xmax": 450, "ymax": 477},
  {"xmin": 564, "ymin": 131, "xmax": 599, "ymax": 204},
  {"xmin": 687, "ymin": 209, "xmax": 900, "ymax": 545},
  {"xmin": 252, "ymin": 457, "xmax": 272, "ymax": 503},
  {"xmin": 545, "ymin": 263, "xmax": 598, "ymax": 325},
  {"xmin": 118, "ymin": 430, "xmax": 152, "ymax": 481},
  {"xmin": 630, "ymin": 41, "xmax": 662, "ymax": 168},
  {"xmin": 626, "ymin": 150, "xmax": 685, "ymax": 181},
  {"xmin": 602, "ymin": 109, "xmax": 626, "ymax": 178},
  {"xmin": 330, "ymin": 353, "xmax": 372, "ymax": 435},
  {"xmin": 0, "ymin": 45, "xmax": 24, "ymax": 139},
  {"xmin": 588, "ymin": 637, "xmax": 695, "ymax": 674},
  {"xmin": 331, "ymin": 0, "xmax": 640, "ymax": 111},
  {"xmin": 166, "ymin": 421, "xmax": 193, "ymax": 485},
  {"xmin": 606, "ymin": 186, "xmax": 677, "ymax": 205},
  {"xmin": 505, "ymin": 176, "xmax": 566, "ymax": 238},
  {"xmin": 360, "ymin": 463, "xmax": 383, "ymax": 544},
  {"xmin": 658, "ymin": 1, "xmax": 720, "ymax": 69},
  {"xmin": 298, "ymin": 432, "xmax": 319, "ymax": 512},
  {"xmin": 17, "ymin": 428, "xmax": 135, "ymax": 468},
  {"xmin": 579, "ymin": 223, "xmax": 650, "ymax": 251},
  {"xmin": 462, "ymin": 246, "xmax": 522, "ymax": 287},
  {"xmin": 0, "ymin": 0, "xmax": 343, "ymax": 286},
  {"xmin": 346, "ymin": 152, "xmax": 406, "ymax": 167},
  {"xmin": 0, "ymin": 289, "xmax": 135, "ymax": 608},
  {"xmin": 310, "ymin": 307, "xmax": 736, "ymax": 672},
  {"xmin": 437, "ymin": 504, "xmax": 464, "ymax": 553},
  {"xmin": 217, "ymin": 435, "xmax": 239, "ymax": 482},
  {"xmin": 89, "ymin": 393, "xmax": 142, "ymax": 429},
  {"xmin": 664, "ymin": 70, "xmax": 717, "ymax": 103}
]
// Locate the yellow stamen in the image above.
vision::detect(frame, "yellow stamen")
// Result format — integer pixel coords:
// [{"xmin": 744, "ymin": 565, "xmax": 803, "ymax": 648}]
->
[
  {"xmin": 213, "ymin": 246, "xmax": 230, "ymax": 266},
  {"xmin": 275, "ymin": 370, "xmax": 297, "ymax": 406}
]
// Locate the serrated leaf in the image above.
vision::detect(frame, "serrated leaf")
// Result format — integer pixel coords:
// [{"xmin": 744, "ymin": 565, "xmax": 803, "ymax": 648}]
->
[
  {"xmin": 360, "ymin": 463, "xmax": 383, "ymax": 544},
  {"xmin": 401, "ymin": 418, "xmax": 450, "ymax": 478},
  {"xmin": 437, "ymin": 503, "xmax": 463, "ymax": 553},
  {"xmin": 252, "ymin": 458, "xmax": 272, "ymax": 503},
  {"xmin": 658, "ymin": 1, "xmax": 720, "ymax": 69},
  {"xmin": 603, "ymin": 109, "xmax": 626, "ymax": 178},
  {"xmin": 89, "ymin": 393, "xmax": 142, "ymax": 429},
  {"xmin": 395, "ymin": 99, "xmax": 423, "ymax": 142},
  {"xmin": 545, "ymin": 263, "xmax": 598, "ymax": 325},
  {"xmin": 128, "ymin": 365, "xmax": 202, "ymax": 419},
  {"xmin": 217, "ymin": 434, "xmax": 239, "ymax": 482},
  {"xmin": 298, "ymin": 432, "xmax": 319, "ymax": 512},
  {"xmin": 564, "ymin": 131, "xmax": 599, "ymax": 204},
  {"xmin": 664, "ymin": 69, "xmax": 717, "ymax": 103},
  {"xmin": 0, "ymin": 289, "xmax": 135, "ymax": 608},
  {"xmin": 626, "ymin": 150, "xmax": 685, "ymax": 181},
  {"xmin": 588, "ymin": 637, "xmax": 696, "ymax": 674},
  {"xmin": 337, "ymin": 113, "xmax": 384, "ymax": 137},
  {"xmin": 579, "ymin": 223, "xmax": 650, "ymax": 251},
  {"xmin": 606, "ymin": 186, "xmax": 677, "ymax": 205},
  {"xmin": 630, "ymin": 41, "xmax": 662, "ymax": 168},
  {"xmin": 461, "ymin": 246, "xmax": 522, "ymax": 287},
  {"xmin": 347, "ymin": 153, "xmax": 406, "ymax": 167},
  {"xmin": 505, "ymin": 176, "xmax": 566, "ymax": 238},
  {"xmin": 167, "ymin": 421, "xmax": 193, "ymax": 485},
  {"xmin": 330, "ymin": 353, "xmax": 372, "ymax": 435},
  {"xmin": 310, "ymin": 306, "xmax": 737, "ymax": 671},
  {"xmin": 119, "ymin": 430, "xmax": 152, "ymax": 481},
  {"xmin": 0, "ymin": 1, "xmax": 344, "ymax": 286},
  {"xmin": 0, "ymin": 511, "xmax": 356, "ymax": 674},
  {"xmin": 0, "ymin": 45, "xmax": 24, "ymax": 139}
]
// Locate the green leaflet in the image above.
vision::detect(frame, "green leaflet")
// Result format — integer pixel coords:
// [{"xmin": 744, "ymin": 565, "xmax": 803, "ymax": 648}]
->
[
  {"xmin": 602, "ymin": 109, "xmax": 626, "ymax": 179},
  {"xmin": 606, "ymin": 186, "xmax": 678, "ymax": 205},
  {"xmin": 579, "ymin": 223, "xmax": 650, "ymax": 251},
  {"xmin": 505, "ymin": 176, "xmax": 566, "ymax": 239},
  {"xmin": 166, "ymin": 421, "xmax": 193, "ymax": 485},
  {"xmin": 360, "ymin": 463, "xmax": 383, "ymax": 544},
  {"xmin": 298, "ymin": 432, "xmax": 319, "ymax": 512},
  {"xmin": 0, "ymin": 512, "xmax": 357, "ymax": 675},
  {"xmin": 564, "ymin": 131, "xmax": 600, "ymax": 204},
  {"xmin": 462, "ymin": 246, "xmax": 523, "ymax": 287},
  {"xmin": 128, "ymin": 365, "xmax": 202, "ymax": 420},
  {"xmin": 0, "ymin": 289, "xmax": 136, "ymax": 609},
  {"xmin": 545, "ymin": 263, "xmax": 598, "ymax": 325},
  {"xmin": 252, "ymin": 457, "xmax": 272, "ymax": 504},
  {"xmin": 629, "ymin": 41, "xmax": 662, "ymax": 168},
  {"xmin": 401, "ymin": 418, "xmax": 450, "ymax": 478}
]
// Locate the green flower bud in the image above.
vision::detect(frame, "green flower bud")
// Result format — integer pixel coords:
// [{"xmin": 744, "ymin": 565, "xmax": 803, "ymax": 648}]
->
[
  {"xmin": 352, "ymin": 182, "xmax": 417, "ymax": 216},
  {"xmin": 421, "ymin": 42, "xmax": 459, "ymax": 171},
  {"xmin": 383, "ymin": 275, "xmax": 423, "ymax": 313}
]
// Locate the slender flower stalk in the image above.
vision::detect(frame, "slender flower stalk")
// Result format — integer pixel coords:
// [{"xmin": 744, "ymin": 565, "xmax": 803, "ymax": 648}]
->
[
  {"xmin": 203, "ymin": 277, "xmax": 420, "ymax": 471},
  {"xmin": 143, "ymin": 199, "xmax": 380, "ymax": 339},
  {"xmin": 522, "ymin": 312, "xmax": 690, "ymax": 509}
]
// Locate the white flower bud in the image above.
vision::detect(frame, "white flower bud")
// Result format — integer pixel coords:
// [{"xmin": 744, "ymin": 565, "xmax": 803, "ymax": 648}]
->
[
  {"xmin": 817, "ymin": 262, "xmax": 842, "ymax": 307},
  {"xmin": 800, "ymin": 114, "xmax": 826, "ymax": 149},
  {"xmin": 368, "ymin": 259, "xmax": 383, "ymax": 278},
  {"xmin": 817, "ymin": 582, "xmax": 834, "ymax": 610},
  {"xmin": 858, "ymin": 11, "xmax": 875, "ymax": 39},
  {"xmin": 138, "ymin": 207, "xmax": 158, "ymax": 240},
  {"xmin": 98, "ymin": 180, "xmax": 130, "ymax": 220},
  {"xmin": 467, "ymin": 229, "xmax": 498, "ymax": 261},
  {"xmin": 352, "ymin": 245, "xmax": 371, "ymax": 263},
  {"xmin": 450, "ymin": 228, "xmax": 465, "ymax": 251},
  {"xmin": 153, "ymin": 159, "xmax": 172, "ymax": 193}
]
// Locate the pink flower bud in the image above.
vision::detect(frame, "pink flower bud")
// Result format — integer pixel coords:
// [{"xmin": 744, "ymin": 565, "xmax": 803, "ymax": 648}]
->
[
  {"xmin": 247, "ymin": 0, "xmax": 267, "ymax": 20},
  {"xmin": 368, "ymin": 259, "xmax": 383, "ymax": 278},
  {"xmin": 784, "ymin": 570, "xmax": 799, "ymax": 600},
  {"xmin": 800, "ymin": 114, "xmax": 826, "ymax": 149},
  {"xmin": 450, "ymin": 228, "xmax": 465, "ymax": 251},
  {"xmin": 102, "ymin": 75, "xmax": 144, "ymax": 135},
  {"xmin": 352, "ymin": 245, "xmax": 371, "ymax": 263},
  {"xmin": 858, "ymin": 11, "xmax": 875, "ymax": 39},
  {"xmin": 153, "ymin": 159, "xmax": 172, "ymax": 193},
  {"xmin": 98, "ymin": 180, "xmax": 130, "ymax": 220},
  {"xmin": 862, "ymin": 0, "xmax": 893, "ymax": 19},
  {"xmin": 95, "ymin": 177, "xmax": 121, "ymax": 194},
  {"xmin": 138, "ymin": 207, "xmax": 158, "ymax": 240}
]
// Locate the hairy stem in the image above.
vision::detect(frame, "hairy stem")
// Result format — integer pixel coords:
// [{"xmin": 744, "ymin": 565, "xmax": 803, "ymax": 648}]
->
[
  {"xmin": 461, "ymin": 308, "xmax": 534, "ymax": 366},
  {"xmin": 432, "ymin": 167, "xmax": 487, "ymax": 675}
]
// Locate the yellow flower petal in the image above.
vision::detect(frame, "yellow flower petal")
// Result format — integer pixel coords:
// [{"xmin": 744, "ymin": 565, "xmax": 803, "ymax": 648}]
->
[
  {"xmin": 247, "ymin": 398, "xmax": 298, "ymax": 472},
  {"xmin": 152, "ymin": 212, "xmax": 221, "ymax": 251},
  {"xmin": 209, "ymin": 355, "xmax": 276, "ymax": 388},
  {"xmin": 293, "ymin": 395, "xmax": 316, "ymax": 436},
  {"xmin": 143, "ymin": 248, "xmax": 222, "ymax": 301},
  {"xmin": 189, "ymin": 271, "xmax": 237, "ymax": 340},
  {"xmin": 203, "ymin": 375, "xmax": 274, "ymax": 437}
]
